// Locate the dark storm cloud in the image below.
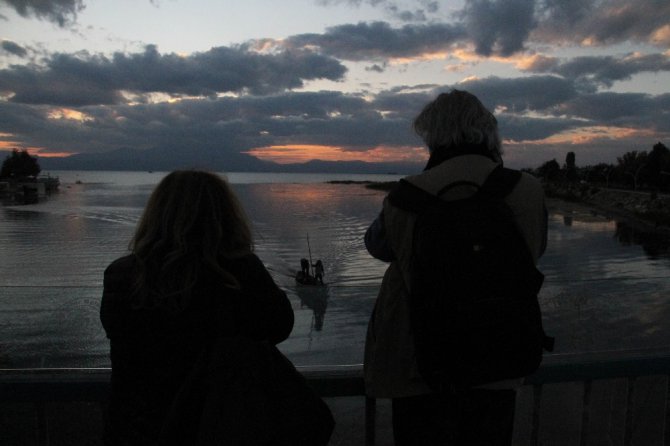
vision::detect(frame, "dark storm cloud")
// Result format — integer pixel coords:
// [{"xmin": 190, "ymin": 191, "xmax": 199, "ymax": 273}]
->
[
  {"xmin": 498, "ymin": 114, "xmax": 584, "ymax": 141},
  {"xmin": 165, "ymin": 91, "xmax": 414, "ymax": 149},
  {"xmin": 459, "ymin": 0, "xmax": 536, "ymax": 56},
  {"xmin": 457, "ymin": 75, "xmax": 579, "ymax": 112},
  {"xmin": 315, "ymin": 0, "xmax": 440, "ymax": 22},
  {"xmin": 0, "ymin": 60, "xmax": 124, "ymax": 105},
  {"xmin": 538, "ymin": 0, "xmax": 593, "ymax": 26},
  {"xmin": 1, "ymin": 74, "xmax": 667, "ymax": 166},
  {"xmin": 365, "ymin": 63, "xmax": 386, "ymax": 72},
  {"xmin": 0, "ymin": 0, "xmax": 84, "ymax": 27},
  {"xmin": 458, "ymin": 76, "xmax": 669, "ymax": 140},
  {"xmin": 369, "ymin": 81, "xmax": 579, "ymax": 136},
  {"xmin": 524, "ymin": 53, "xmax": 670, "ymax": 89},
  {"xmin": 535, "ymin": 0, "xmax": 670, "ymax": 46},
  {"xmin": 311, "ymin": 1, "xmax": 667, "ymax": 58},
  {"xmin": 456, "ymin": 0, "xmax": 670, "ymax": 52},
  {"xmin": 1, "ymin": 40, "xmax": 27, "ymax": 57},
  {"xmin": 316, "ymin": 0, "xmax": 383, "ymax": 5},
  {"xmin": 287, "ymin": 21, "xmax": 466, "ymax": 61},
  {"xmin": 0, "ymin": 45, "xmax": 347, "ymax": 106},
  {"xmin": 310, "ymin": 1, "xmax": 670, "ymax": 57},
  {"xmin": 113, "ymin": 45, "xmax": 347, "ymax": 96},
  {"xmin": 557, "ymin": 92, "xmax": 663, "ymax": 126},
  {"xmin": 369, "ymin": 88, "xmax": 436, "ymax": 120},
  {"xmin": 0, "ymin": 90, "xmax": 420, "ymax": 157}
]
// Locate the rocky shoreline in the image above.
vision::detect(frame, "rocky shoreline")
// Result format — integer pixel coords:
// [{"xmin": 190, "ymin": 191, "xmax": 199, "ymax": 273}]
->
[
  {"xmin": 543, "ymin": 183, "xmax": 670, "ymax": 233},
  {"xmin": 359, "ymin": 179, "xmax": 670, "ymax": 234}
]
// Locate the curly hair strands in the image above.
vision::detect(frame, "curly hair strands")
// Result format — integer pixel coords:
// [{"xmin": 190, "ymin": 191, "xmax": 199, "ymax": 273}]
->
[{"xmin": 130, "ymin": 170, "xmax": 253, "ymax": 310}]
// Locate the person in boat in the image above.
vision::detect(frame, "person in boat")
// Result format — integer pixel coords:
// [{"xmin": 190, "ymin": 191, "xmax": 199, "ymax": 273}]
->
[
  {"xmin": 300, "ymin": 257, "xmax": 311, "ymax": 278},
  {"xmin": 313, "ymin": 259, "xmax": 325, "ymax": 284},
  {"xmin": 100, "ymin": 170, "xmax": 294, "ymax": 445}
]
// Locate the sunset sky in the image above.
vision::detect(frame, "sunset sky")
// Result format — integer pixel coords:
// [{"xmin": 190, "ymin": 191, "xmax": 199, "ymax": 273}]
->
[{"xmin": 1, "ymin": 0, "xmax": 669, "ymax": 169}]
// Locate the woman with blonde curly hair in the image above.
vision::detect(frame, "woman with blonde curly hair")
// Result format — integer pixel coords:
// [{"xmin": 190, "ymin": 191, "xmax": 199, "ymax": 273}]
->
[{"xmin": 100, "ymin": 170, "xmax": 294, "ymax": 444}]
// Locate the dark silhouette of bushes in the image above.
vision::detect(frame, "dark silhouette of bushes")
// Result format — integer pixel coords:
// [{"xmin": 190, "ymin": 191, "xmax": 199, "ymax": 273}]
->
[{"xmin": 0, "ymin": 149, "xmax": 41, "ymax": 180}]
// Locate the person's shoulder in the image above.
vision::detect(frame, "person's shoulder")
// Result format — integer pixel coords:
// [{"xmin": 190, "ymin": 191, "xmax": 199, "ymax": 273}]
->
[
  {"xmin": 514, "ymin": 170, "xmax": 544, "ymax": 195},
  {"xmin": 516, "ymin": 169, "xmax": 541, "ymax": 184},
  {"xmin": 105, "ymin": 254, "xmax": 137, "ymax": 273},
  {"xmin": 103, "ymin": 254, "xmax": 137, "ymax": 289},
  {"xmin": 505, "ymin": 170, "xmax": 545, "ymax": 210},
  {"xmin": 222, "ymin": 251, "xmax": 265, "ymax": 275}
]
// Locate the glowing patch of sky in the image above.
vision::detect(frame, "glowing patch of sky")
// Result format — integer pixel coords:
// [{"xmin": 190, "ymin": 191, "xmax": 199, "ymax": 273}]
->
[{"xmin": 246, "ymin": 144, "xmax": 427, "ymax": 164}]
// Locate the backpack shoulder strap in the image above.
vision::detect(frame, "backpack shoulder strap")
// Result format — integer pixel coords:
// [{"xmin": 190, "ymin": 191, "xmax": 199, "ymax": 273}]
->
[
  {"xmin": 435, "ymin": 180, "xmax": 480, "ymax": 197},
  {"xmin": 389, "ymin": 166, "xmax": 522, "ymax": 212},
  {"xmin": 387, "ymin": 179, "xmax": 441, "ymax": 214},
  {"xmin": 478, "ymin": 165, "xmax": 522, "ymax": 200}
]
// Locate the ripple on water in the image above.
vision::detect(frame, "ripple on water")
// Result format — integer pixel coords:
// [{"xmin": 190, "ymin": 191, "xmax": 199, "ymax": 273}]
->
[{"xmin": 2, "ymin": 180, "xmax": 670, "ymax": 367}]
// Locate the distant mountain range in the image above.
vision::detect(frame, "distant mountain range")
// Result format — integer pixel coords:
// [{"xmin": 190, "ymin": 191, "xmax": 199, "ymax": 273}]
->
[{"xmin": 32, "ymin": 147, "xmax": 422, "ymax": 174}]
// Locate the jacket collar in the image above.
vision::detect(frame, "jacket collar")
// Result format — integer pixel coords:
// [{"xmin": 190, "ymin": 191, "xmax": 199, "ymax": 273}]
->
[{"xmin": 424, "ymin": 142, "xmax": 499, "ymax": 171}]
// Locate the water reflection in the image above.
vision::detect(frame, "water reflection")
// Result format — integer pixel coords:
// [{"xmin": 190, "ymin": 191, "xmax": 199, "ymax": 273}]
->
[
  {"xmin": 295, "ymin": 284, "xmax": 330, "ymax": 331},
  {"xmin": 2, "ymin": 179, "xmax": 670, "ymax": 367},
  {"xmin": 541, "ymin": 205, "xmax": 670, "ymax": 355},
  {"xmin": 614, "ymin": 221, "xmax": 670, "ymax": 260},
  {"xmin": 549, "ymin": 202, "xmax": 670, "ymax": 262}
]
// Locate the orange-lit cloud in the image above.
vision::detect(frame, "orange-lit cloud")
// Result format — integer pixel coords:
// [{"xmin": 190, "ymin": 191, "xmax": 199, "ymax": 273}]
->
[
  {"xmin": 458, "ymin": 75, "xmax": 481, "ymax": 84},
  {"xmin": 449, "ymin": 48, "xmax": 559, "ymax": 73},
  {"xmin": 245, "ymin": 144, "xmax": 427, "ymax": 164},
  {"xmin": 47, "ymin": 108, "xmax": 93, "ymax": 122},
  {"xmin": 390, "ymin": 51, "xmax": 450, "ymax": 65},
  {"xmin": 0, "ymin": 142, "xmax": 16, "ymax": 151},
  {"xmin": 0, "ymin": 134, "xmax": 21, "ymax": 151},
  {"xmin": 29, "ymin": 149, "xmax": 74, "ymax": 158},
  {"xmin": 0, "ymin": 132, "xmax": 73, "ymax": 158},
  {"xmin": 652, "ymin": 24, "xmax": 670, "ymax": 45},
  {"xmin": 0, "ymin": 140, "xmax": 73, "ymax": 158},
  {"xmin": 248, "ymin": 38, "xmax": 285, "ymax": 54},
  {"xmin": 506, "ymin": 126, "xmax": 656, "ymax": 147},
  {"xmin": 515, "ymin": 54, "xmax": 559, "ymax": 71},
  {"xmin": 450, "ymin": 48, "xmax": 516, "ymax": 65}
]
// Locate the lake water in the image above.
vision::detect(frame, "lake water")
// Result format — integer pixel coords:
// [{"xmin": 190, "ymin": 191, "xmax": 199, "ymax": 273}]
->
[{"xmin": 1, "ymin": 171, "xmax": 669, "ymax": 369}]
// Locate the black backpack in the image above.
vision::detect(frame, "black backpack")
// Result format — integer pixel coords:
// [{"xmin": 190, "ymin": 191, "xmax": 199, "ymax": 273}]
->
[{"xmin": 388, "ymin": 165, "xmax": 553, "ymax": 392}]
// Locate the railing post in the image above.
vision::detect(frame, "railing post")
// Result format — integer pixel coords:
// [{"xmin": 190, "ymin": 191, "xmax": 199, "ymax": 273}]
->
[
  {"xmin": 624, "ymin": 376, "xmax": 635, "ymax": 446},
  {"xmin": 37, "ymin": 401, "xmax": 49, "ymax": 446},
  {"xmin": 530, "ymin": 384, "xmax": 542, "ymax": 446},
  {"xmin": 365, "ymin": 396, "xmax": 376, "ymax": 445}
]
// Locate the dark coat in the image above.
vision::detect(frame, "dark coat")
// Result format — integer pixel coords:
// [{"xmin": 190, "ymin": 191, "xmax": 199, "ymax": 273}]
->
[
  {"xmin": 363, "ymin": 155, "xmax": 547, "ymax": 397},
  {"xmin": 100, "ymin": 253, "xmax": 294, "ymax": 445}
]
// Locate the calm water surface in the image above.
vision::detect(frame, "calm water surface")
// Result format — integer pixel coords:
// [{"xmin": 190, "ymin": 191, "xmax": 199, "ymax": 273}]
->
[{"xmin": 1, "ymin": 171, "xmax": 669, "ymax": 369}]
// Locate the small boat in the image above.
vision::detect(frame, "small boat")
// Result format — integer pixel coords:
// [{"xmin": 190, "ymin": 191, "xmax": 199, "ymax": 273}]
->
[
  {"xmin": 295, "ymin": 270, "xmax": 322, "ymax": 286},
  {"xmin": 295, "ymin": 234, "xmax": 325, "ymax": 286}
]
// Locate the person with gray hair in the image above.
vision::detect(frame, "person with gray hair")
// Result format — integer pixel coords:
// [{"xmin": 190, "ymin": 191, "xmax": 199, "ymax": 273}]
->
[
  {"xmin": 364, "ymin": 90, "xmax": 548, "ymax": 445},
  {"xmin": 414, "ymin": 89, "xmax": 502, "ymax": 168}
]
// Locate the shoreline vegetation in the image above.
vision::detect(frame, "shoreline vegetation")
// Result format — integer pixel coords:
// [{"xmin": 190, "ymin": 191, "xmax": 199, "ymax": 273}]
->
[
  {"xmin": 331, "ymin": 141, "xmax": 670, "ymax": 234},
  {"xmin": 327, "ymin": 180, "xmax": 398, "ymax": 191}
]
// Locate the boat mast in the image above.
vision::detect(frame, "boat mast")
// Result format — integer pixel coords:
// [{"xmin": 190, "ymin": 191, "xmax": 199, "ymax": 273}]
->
[{"xmin": 307, "ymin": 233, "xmax": 314, "ymax": 276}]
